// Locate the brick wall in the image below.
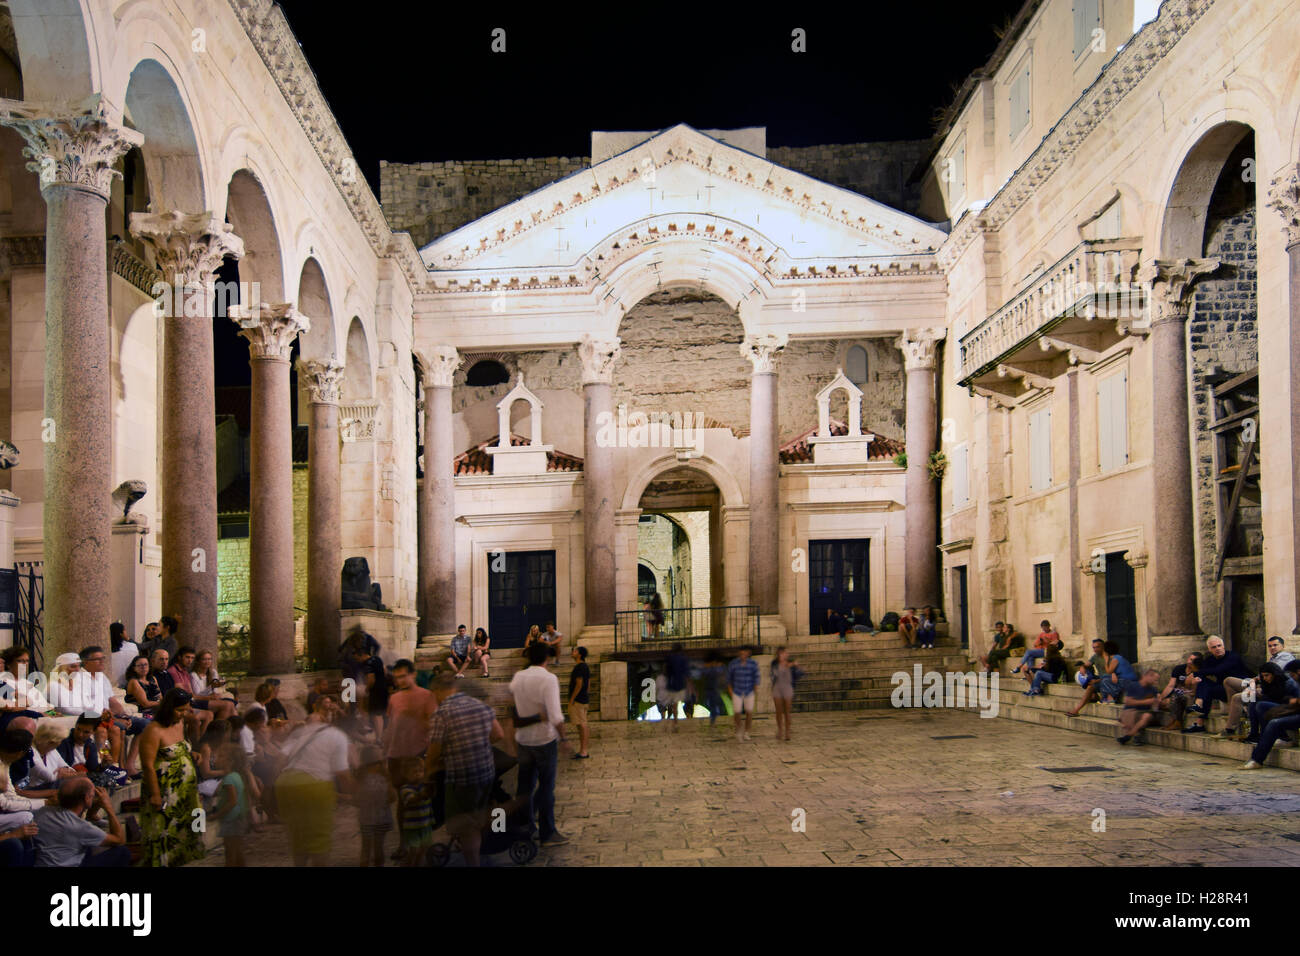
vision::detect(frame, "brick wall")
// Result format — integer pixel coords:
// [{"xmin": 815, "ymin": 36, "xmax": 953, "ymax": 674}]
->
[{"xmin": 381, "ymin": 138, "xmax": 930, "ymax": 248}]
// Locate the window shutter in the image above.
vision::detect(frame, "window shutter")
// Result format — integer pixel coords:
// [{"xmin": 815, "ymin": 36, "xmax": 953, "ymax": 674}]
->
[
  {"xmin": 952, "ymin": 443, "xmax": 969, "ymax": 508},
  {"xmin": 1111, "ymin": 370, "xmax": 1128, "ymax": 467},
  {"xmin": 1029, "ymin": 408, "xmax": 1051, "ymax": 490},
  {"xmin": 1098, "ymin": 375, "xmax": 1114, "ymax": 472}
]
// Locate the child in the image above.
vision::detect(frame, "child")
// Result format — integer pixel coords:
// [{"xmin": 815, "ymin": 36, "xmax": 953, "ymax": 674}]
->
[
  {"xmin": 397, "ymin": 757, "xmax": 433, "ymax": 866},
  {"xmin": 209, "ymin": 742, "xmax": 251, "ymax": 866},
  {"xmin": 356, "ymin": 745, "xmax": 394, "ymax": 867}
]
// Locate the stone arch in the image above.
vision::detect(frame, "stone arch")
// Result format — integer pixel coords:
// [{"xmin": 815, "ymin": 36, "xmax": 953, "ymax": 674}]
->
[
  {"xmin": 295, "ymin": 257, "xmax": 336, "ymax": 362},
  {"xmin": 122, "ymin": 57, "xmax": 205, "ymax": 214},
  {"xmin": 620, "ymin": 454, "xmax": 744, "ymax": 512},
  {"xmin": 7, "ymin": 0, "xmax": 96, "ymax": 103},
  {"xmin": 1158, "ymin": 122, "xmax": 1256, "ymax": 259},
  {"xmin": 224, "ymin": 168, "xmax": 285, "ymax": 304},
  {"xmin": 344, "ymin": 316, "xmax": 373, "ymax": 400}
]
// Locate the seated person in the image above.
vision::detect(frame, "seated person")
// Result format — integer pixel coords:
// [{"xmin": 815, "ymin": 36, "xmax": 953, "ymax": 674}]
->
[
  {"xmin": 305, "ymin": 676, "xmax": 330, "ymax": 716},
  {"xmin": 0, "ymin": 727, "xmax": 47, "ymax": 837},
  {"xmin": 1184, "ymin": 635, "xmax": 1252, "ymax": 734},
  {"xmin": 189, "ymin": 649, "xmax": 237, "ymax": 721},
  {"xmin": 46, "ymin": 653, "xmax": 86, "ymax": 715},
  {"xmin": 1156, "ymin": 653, "xmax": 1203, "ymax": 729},
  {"xmin": 28, "ymin": 724, "xmax": 77, "ymax": 789},
  {"xmin": 447, "ymin": 625, "xmax": 472, "ymax": 675},
  {"xmin": 916, "ymin": 608, "xmax": 938, "ymax": 650},
  {"xmin": 125, "ymin": 654, "xmax": 161, "ymax": 716},
  {"xmin": 32, "ymin": 777, "xmax": 129, "ymax": 867},
  {"xmin": 469, "ymin": 628, "xmax": 492, "ymax": 678},
  {"xmin": 898, "ymin": 608, "xmax": 918, "ymax": 648},
  {"xmin": 1117, "ymin": 669, "xmax": 1163, "ymax": 745},
  {"xmin": 0, "ymin": 645, "xmax": 53, "ymax": 733},
  {"xmin": 1013, "ymin": 620, "xmax": 1061, "ymax": 674},
  {"xmin": 77, "ymin": 645, "xmax": 149, "ymax": 771},
  {"xmin": 1069, "ymin": 640, "xmax": 1134, "ymax": 715},
  {"xmin": 542, "ymin": 622, "xmax": 564, "ymax": 658},
  {"xmin": 57, "ymin": 714, "xmax": 107, "ymax": 775},
  {"xmin": 1025, "ymin": 642, "xmax": 1067, "ymax": 696},
  {"xmin": 1242, "ymin": 661, "xmax": 1300, "ymax": 744},
  {"xmin": 979, "ymin": 622, "xmax": 1023, "ymax": 674}
]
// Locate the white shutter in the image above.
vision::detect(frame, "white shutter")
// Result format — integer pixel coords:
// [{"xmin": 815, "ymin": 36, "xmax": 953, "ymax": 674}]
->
[
  {"xmin": 1029, "ymin": 408, "xmax": 1052, "ymax": 490},
  {"xmin": 952, "ymin": 443, "xmax": 969, "ymax": 508},
  {"xmin": 1098, "ymin": 372, "xmax": 1129, "ymax": 472}
]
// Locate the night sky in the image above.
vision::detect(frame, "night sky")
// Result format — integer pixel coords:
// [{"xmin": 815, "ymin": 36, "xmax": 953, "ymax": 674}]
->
[{"xmin": 274, "ymin": 1, "xmax": 1027, "ymax": 193}]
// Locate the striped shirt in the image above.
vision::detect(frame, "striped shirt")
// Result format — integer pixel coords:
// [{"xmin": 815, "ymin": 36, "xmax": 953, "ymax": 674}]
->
[{"xmin": 728, "ymin": 657, "xmax": 760, "ymax": 696}]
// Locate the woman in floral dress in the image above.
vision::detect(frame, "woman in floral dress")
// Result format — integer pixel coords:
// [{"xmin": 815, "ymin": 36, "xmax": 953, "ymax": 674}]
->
[{"xmin": 137, "ymin": 688, "xmax": 205, "ymax": 867}]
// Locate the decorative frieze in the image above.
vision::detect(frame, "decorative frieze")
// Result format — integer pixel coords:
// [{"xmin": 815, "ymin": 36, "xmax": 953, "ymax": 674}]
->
[
  {"xmin": 109, "ymin": 241, "xmax": 160, "ymax": 296},
  {"xmin": 340, "ymin": 402, "xmax": 379, "ymax": 443},
  {"xmin": 0, "ymin": 235, "xmax": 45, "ymax": 272},
  {"xmin": 0, "ymin": 96, "xmax": 143, "ymax": 200}
]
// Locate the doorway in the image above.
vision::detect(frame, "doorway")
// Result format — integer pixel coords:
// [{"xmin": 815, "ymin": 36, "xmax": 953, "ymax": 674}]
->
[
  {"xmin": 809, "ymin": 539, "xmax": 870, "ymax": 634},
  {"xmin": 1104, "ymin": 552, "xmax": 1138, "ymax": 662},
  {"xmin": 952, "ymin": 565, "xmax": 969, "ymax": 649},
  {"xmin": 487, "ymin": 549, "xmax": 556, "ymax": 649}
]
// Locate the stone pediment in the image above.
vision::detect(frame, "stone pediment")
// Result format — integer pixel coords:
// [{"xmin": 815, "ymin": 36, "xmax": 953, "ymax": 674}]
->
[{"xmin": 420, "ymin": 124, "xmax": 946, "ymax": 279}]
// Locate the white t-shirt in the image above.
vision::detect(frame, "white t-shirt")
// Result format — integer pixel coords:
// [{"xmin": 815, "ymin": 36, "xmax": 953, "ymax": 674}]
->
[
  {"xmin": 111, "ymin": 642, "xmax": 139, "ymax": 687},
  {"xmin": 239, "ymin": 726, "xmax": 256, "ymax": 757},
  {"xmin": 281, "ymin": 723, "xmax": 350, "ymax": 781},
  {"xmin": 30, "ymin": 747, "xmax": 70, "ymax": 788},
  {"xmin": 50, "ymin": 672, "xmax": 113, "ymax": 715},
  {"xmin": 1, "ymin": 675, "xmax": 51, "ymax": 712},
  {"xmin": 509, "ymin": 665, "xmax": 563, "ymax": 747}
]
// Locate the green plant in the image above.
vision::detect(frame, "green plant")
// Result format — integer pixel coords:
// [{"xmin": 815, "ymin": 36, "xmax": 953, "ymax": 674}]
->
[
  {"xmin": 892, "ymin": 451, "xmax": 908, "ymax": 468},
  {"xmin": 928, "ymin": 450, "xmax": 948, "ymax": 481}
]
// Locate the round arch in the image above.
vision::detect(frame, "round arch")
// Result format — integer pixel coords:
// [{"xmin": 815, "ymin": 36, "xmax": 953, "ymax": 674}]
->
[
  {"xmin": 1157, "ymin": 121, "xmax": 1256, "ymax": 259},
  {"xmin": 620, "ymin": 454, "xmax": 744, "ymax": 512},
  {"xmin": 122, "ymin": 57, "xmax": 205, "ymax": 212},
  {"xmin": 343, "ymin": 316, "xmax": 373, "ymax": 400},
  {"xmin": 225, "ymin": 167, "xmax": 286, "ymax": 304},
  {"xmin": 295, "ymin": 257, "xmax": 336, "ymax": 362},
  {"xmin": 8, "ymin": 0, "xmax": 97, "ymax": 102}
]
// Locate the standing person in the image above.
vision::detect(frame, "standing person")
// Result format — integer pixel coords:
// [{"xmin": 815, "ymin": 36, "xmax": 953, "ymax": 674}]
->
[
  {"xmin": 355, "ymin": 644, "xmax": 389, "ymax": 739},
  {"xmin": 646, "ymin": 592, "xmax": 665, "ymax": 639},
  {"xmin": 509, "ymin": 641, "xmax": 569, "ymax": 847},
  {"xmin": 275, "ymin": 695, "xmax": 353, "ymax": 866},
  {"xmin": 447, "ymin": 625, "xmax": 472, "ymax": 677},
  {"xmin": 568, "ymin": 646, "xmax": 591, "ymax": 759},
  {"xmin": 426, "ymin": 673, "xmax": 504, "ymax": 867},
  {"xmin": 137, "ymin": 689, "xmax": 205, "ymax": 867},
  {"xmin": 726, "ymin": 646, "xmax": 760, "ymax": 742},
  {"xmin": 702, "ymin": 653, "xmax": 726, "ymax": 729},
  {"xmin": 207, "ymin": 742, "xmax": 251, "ymax": 867},
  {"xmin": 109, "ymin": 623, "xmax": 139, "ymax": 689},
  {"xmin": 770, "ymin": 647, "xmax": 804, "ymax": 741},
  {"xmin": 470, "ymin": 628, "xmax": 492, "ymax": 677},
  {"xmin": 32, "ymin": 778, "xmax": 130, "ymax": 867},
  {"xmin": 396, "ymin": 757, "xmax": 433, "ymax": 866},
  {"xmin": 663, "ymin": 644, "xmax": 690, "ymax": 731},
  {"xmin": 383, "ymin": 658, "xmax": 435, "ymax": 857},
  {"xmin": 355, "ymin": 744, "xmax": 394, "ymax": 867}
]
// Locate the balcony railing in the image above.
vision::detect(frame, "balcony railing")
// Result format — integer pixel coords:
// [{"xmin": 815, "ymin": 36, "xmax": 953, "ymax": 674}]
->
[
  {"xmin": 614, "ymin": 604, "xmax": 761, "ymax": 654},
  {"xmin": 958, "ymin": 239, "xmax": 1145, "ymax": 383}
]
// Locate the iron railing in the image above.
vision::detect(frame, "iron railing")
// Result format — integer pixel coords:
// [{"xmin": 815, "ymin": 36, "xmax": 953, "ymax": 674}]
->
[
  {"xmin": 14, "ymin": 561, "xmax": 43, "ymax": 671},
  {"xmin": 614, "ymin": 604, "xmax": 760, "ymax": 654}
]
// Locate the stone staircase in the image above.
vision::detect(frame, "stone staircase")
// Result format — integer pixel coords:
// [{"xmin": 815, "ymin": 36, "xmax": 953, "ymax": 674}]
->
[
  {"xmin": 779, "ymin": 632, "xmax": 967, "ymax": 713},
  {"xmin": 414, "ymin": 644, "xmax": 601, "ymax": 721}
]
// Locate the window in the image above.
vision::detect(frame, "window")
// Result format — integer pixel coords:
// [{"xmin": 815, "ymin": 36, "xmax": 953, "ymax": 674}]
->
[
  {"xmin": 846, "ymin": 345, "xmax": 868, "ymax": 385},
  {"xmin": 465, "ymin": 360, "xmax": 510, "ymax": 386},
  {"xmin": 944, "ymin": 136, "xmax": 966, "ymax": 210},
  {"xmin": 1028, "ymin": 406, "xmax": 1052, "ymax": 491},
  {"xmin": 1033, "ymin": 561, "xmax": 1053, "ymax": 604},
  {"xmin": 951, "ymin": 442, "xmax": 970, "ymax": 509},
  {"xmin": 1097, "ymin": 370, "xmax": 1129, "ymax": 472},
  {"xmin": 1073, "ymin": 0, "xmax": 1101, "ymax": 60},
  {"xmin": 1009, "ymin": 58, "xmax": 1032, "ymax": 140}
]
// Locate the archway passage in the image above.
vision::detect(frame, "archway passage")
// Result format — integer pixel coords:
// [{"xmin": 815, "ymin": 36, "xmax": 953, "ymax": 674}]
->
[{"xmin": 634, "ymin": 466, "xmax": 723, "ymax": 641}]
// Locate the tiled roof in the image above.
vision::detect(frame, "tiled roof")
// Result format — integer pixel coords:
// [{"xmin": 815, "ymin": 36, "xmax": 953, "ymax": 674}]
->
[
  {"xmin": 453, "ymin": 434, "xmax": 584, "ymax": 476},
  {"xmin": 779, "ymin": 419, "xmax": 904, "ymax": 465},
  {"xmin": 217, "ymin": 475, "xmax": 250, "ymax": 515}
]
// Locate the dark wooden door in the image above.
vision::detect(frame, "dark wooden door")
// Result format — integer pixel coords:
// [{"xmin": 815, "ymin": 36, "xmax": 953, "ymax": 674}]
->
[
  {"xmin": 953, "ymin": 565, "xmax": 969, "ymax": 649},
  {"xmin": 809, "ymin": 539, "xmax": 870, "ymax": 634},
  {"xmin": 1105, "ymin": 551, "xmax": 1138, "ymax": 663},
  {"xmin": 487, "ymin": 550, "xmax": 556, "ymax": 649}
]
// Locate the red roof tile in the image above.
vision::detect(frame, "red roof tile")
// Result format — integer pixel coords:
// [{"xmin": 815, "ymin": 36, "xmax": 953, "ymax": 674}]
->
[
  {"xmin": 779, "ymin": 420, "xmax": 904, "ymax": 465},
  {"xmin": 453, "ymin": 434, "xmax": 584, "ymax": 476}
]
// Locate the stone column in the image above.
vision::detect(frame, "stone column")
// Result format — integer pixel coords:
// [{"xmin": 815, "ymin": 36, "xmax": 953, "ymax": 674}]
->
[
  {"xmin": 1138, "ymin": 259, "xmax": 1218, "ymax": 638},
  {"xmin": 417, "ymin": 347, "xmax": 460, "ymax": 639},
  {"xmin": 578, "ymin": 335, "xmax": 621, "ymax": 628},
  {"xmin": 0, "ymin": 99, "xmax": 142, "ymax": 661},
  {"xmin": 897, "ymin": 328, "xmax": 946, "ymax": 611},
  {"xmin": 1267, "ymin": 166, "xmax": 1300, "ymax": 635},
  {"xmin": 299, "ymin": 359, "xmax": 345, "ymax": 668},
  {"xmin": 130, "ymin": 212, "xmax": 243, "ymax": 656},
  {"xmin": 233, "ymin": 304, "xmax": 308, "ymax": 674},
  {"xmin": 741, "ymin": 333, "xmax": 787, "ymax": 619}
]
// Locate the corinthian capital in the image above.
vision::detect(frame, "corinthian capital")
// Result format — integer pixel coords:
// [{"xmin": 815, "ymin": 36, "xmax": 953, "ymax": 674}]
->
[
  {"xmin": 231, "ymin": 303, "xmax": 308, "ymax": 360},
  {"xmin": 130, "ymin": 211, "xmax": 244, "ymax": 287},
  {"xmin": 1137, "ymin": 258, "xmax": 1220, "ymax": 323},
  {"xmin": 419, "ymin": 346, "xmax": 461, "ymax": 388},
  {"xmin": 741, "ymin": 332, "xmax": 788, "ymax": 374},
  {"xmin": 0, "ymin": 96, "xmax": 144, "ymax": 200},
  {"xmin": 896, "ymin": 327, "xmax": 946, "ymax": 371},
  {"xmin": 578, "ymin": 335, "xmax": 621, "ymax": 385},
  {"xmin": 299, "ymin": 359, "xmax": 346, "ymax": 405},
  {"xmin": 1267, "ymin": 163, "xmax": 1300, "ymax": 248}
]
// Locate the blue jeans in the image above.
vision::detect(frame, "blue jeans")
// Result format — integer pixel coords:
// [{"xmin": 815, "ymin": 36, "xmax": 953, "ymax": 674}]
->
[
  {"xmin": 1017, "ymin": 649, "xmax": 1044, "ymax": 670},
  {"xmin": 1250, "ymin": 714, "xmax": 1300, "ymax": 764},
  {"xmin": 1247, "ymin": 701, "xmax": 1283, "ymax": 740},
  {"xmin": 1030, "ymin": 669, "xmax": 1057, "ymax": 694},
  {"xmin": 516, "ymin": 740, "xmax": 559, "ymax": 842}
]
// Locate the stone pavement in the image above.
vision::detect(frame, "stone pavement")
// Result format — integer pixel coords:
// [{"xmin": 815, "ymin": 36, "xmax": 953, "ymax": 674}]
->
[{"xmin": 188, "ymin": 709, "xmax": 1300, "ymax": 867}]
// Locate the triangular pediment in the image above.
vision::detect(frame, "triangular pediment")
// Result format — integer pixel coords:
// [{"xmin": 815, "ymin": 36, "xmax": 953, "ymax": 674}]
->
[{"xmin": 421, "ymin": 124, "xmax": 946, "ymax": 274}]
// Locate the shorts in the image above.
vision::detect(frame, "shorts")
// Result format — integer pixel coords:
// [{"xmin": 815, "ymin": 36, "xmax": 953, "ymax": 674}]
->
[
  {"xmin": 444, "ymin": 780, "xmax": 492, "ymax": 825},
  {"xmin": 664, "ymin": 689, "xmax": 686, "ymax": 706},
  {"xmin": 731, "ymin": 692, "xmax": 756, "ymax": 714},
  {"xmin": 771, "ymin": 688, "xmax": 793, "ymax": 702},
  {"xmin": 568, "ymin": 701, "xmax": 588, "ymax": 727}
]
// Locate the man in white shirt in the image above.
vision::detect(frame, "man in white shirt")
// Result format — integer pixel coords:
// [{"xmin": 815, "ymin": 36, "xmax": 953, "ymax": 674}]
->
[{"xmin": 509, "ymin": 642, "xmax": 569, "ymax": 847}]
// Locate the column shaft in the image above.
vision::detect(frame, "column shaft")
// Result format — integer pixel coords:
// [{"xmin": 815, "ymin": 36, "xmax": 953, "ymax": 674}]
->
[
  {"xmin": 1289, "ymin": 241, "xmax": 1300, "ymax": 634},
  {"xmin": 249, "ymin": 355, "xmax": 295, "ymax": 673},
  {"xmin": 748, "ymin": 371, "xmax": 779, "ymax": 614},
  {"xmin": 583, "ymin": 381, "xmax": 616, "ymax": 625},
  {"xmin": 307, "ymin": 398, "xmax": 341, "ymax": 666},
  {"xmin": 424, "ymin": 383, "xmax": 456, "ymax": 635},
  {"xmin": 904, "ymin": 364, "xmax": 939, "ymax": 609}
]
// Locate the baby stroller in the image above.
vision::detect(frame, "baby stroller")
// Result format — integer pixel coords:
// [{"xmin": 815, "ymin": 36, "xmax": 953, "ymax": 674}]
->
[{"xmin": 427, "ymin": 748, "xmax": 538, "ymax": 866}]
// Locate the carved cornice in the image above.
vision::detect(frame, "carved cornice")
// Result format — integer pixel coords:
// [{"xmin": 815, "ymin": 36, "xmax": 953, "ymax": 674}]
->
[
  {"xmin": 109, "ymin": 241, "xmax": 161, "ymax": 296},
  {"xmin": 935, "ymin": 0, "xmax": 1212, "ymax": 262},
  {"xmin": 299, "ymin": 358, "xmax": 345, "ymax": 405},
  {"xmin": 130, "ymin": 211, "xmax": 244, "ymax": 287},
  {"xmin": 230, "ymin": 302, "xmax": 308, "ymax": 360},
  {"xmin": 897, "ymin": 327, "xmax": 947, "ymax": 371},
  {"xmin": 0, "ymin": 235, "xmax": 45, "ymax": 272},
  {"xmin": 1267, "ymin": 163, "xmax": 1300, "ymax": 249},
  {"xmin": 1137, "ymin": 258, "xmax": 1220, "ymax": 322},
  {"xmin": 0, "ymin": 96, "xmax": 143, "ymax": 200},
  {"xmin": 577, "ymin": 335, "xmax": 621, "ymax": 385},
  {"xmin": 418, "ymin": 346, "xmax": 461, "ymax": 389},
  {"xmin": 741, "ymin": 332, "xmax": 788, "ymax": 374}
]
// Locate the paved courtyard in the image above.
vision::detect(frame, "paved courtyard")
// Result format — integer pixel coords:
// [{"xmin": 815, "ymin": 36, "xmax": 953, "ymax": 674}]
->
[{"xmin": 192, "ymin": 711, "xmax": 1300, "ymax": 867}]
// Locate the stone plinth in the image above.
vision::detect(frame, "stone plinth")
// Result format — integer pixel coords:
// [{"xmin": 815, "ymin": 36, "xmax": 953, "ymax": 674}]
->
[
  {"xmin": 341, "ymin": 607, "xmax": 418, "ymax": 668},
  {"xmin": 599, "ymin": 659, "xmax": 627, "ymax": 721},
  {"xmin": 809, "ymin": 434, "xmax": 875, "ymax": 465},
  {"xmin": 0, "ymin": 490, "xmax": 18, "ymax": 567},
  {"xmin": 485, "ymin": 444, "xmax": 553, "ymax": 475},
  {"xmin": 110, "ymin": 522, "xmax": 150, "ymax": 651},
  {"xmin": 753, "ymin": 653, "xmax": 774, "ymax": 715}
]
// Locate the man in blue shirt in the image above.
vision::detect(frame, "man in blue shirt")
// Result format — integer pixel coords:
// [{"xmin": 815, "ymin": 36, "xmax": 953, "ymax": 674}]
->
[{"xmin": 726, "ymin": 646, "xmax": 760, "ymax": 742}]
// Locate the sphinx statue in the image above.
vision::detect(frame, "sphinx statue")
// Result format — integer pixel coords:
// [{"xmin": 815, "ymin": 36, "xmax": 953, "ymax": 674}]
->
[{"xmin": 341, "ymin": 556, "xmax": 386, "ymax": 611}]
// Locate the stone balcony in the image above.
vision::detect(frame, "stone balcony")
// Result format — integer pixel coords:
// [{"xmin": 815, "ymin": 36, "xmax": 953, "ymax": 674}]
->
[{"xmin": 958, "ymin": 239, "xmax": 1147, "ymax": 396}]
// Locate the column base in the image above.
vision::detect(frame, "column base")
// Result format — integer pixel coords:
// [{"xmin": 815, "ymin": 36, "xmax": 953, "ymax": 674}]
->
[
  {"xmin": 598, "ymin": 658, "xmax": 627, "ymax": 721},
  {"xmin": 578, "ymin": 624, "xmax": 616, "ymax": 659},
  {"xmin": 747, "ymin": 614, "xmax": 787, "ymax": 648},
  {"xmin": 1143, "ymin": 632, "xmax": 1204, "ymax": 662}
]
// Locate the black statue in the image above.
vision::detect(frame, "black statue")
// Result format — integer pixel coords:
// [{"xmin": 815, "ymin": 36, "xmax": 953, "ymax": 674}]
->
[{"xmin": 341, "ymin": 556, "xmax": 387, "ymax": 611}]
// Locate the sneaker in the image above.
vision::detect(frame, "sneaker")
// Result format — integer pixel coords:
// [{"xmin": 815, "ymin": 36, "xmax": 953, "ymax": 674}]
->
[
  {"xmin": 1130, "ymin": 738, "xmax": 1145, "ymax": 747},
  {"xmin": 1183, "ymin": 724, "xmax": 1206, "ymax": 734},
  {"xmin": 1275, "ymin": 739, "xmax": 1293, "ymax": 748},
  {"xmin": 1241, "ymin": 760, "xmax": 1263, "ymax": 769},
  {"xmin": 742, "ymin": 732, "xmax": 752, "ymax": 741},
  {"xmin": 540, "ymin": 832, "xmax": 570, "ymax": 847},
  {"xmin": 1117, "ymin": 735, "xmax": 1131, "ymax": 745}
]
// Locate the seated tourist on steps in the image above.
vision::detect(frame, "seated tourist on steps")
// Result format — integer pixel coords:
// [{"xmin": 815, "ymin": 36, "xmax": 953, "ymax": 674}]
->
[
  {"xmin": 1183, "ymin": 635, "xmax": 1251, "ymax": 734},
  {"xmin": 1116, "ymin": 669, "xmax": 1163, "ymax": 745},
  {"xmin": 1012, "ymin": 620, "xmax": 1060, "ymax": 674},
  {"xmin": 1219, "ymin": 636, "xmax": 1296, "ymax": 739},
  {"xmin": 1068, "ymin": 641, "xmax": 1134, "ymax": 716},
  {"xmin": 979, "ymin": 622, "xmax": 1022, "ymax": 674},
  {"xmin": 1239, "ymin": 661, "xmax": 1300, "ymax": 744},
  {"xmin": 1156, "ymin": 653, "xmax": 1203, "ymax": 730},
  {"xmin": 1242, "ymin": 669, "xmax": 1300, "ymax": 769},
  {"xmin": 1024, "ymin": 642, "xmax": 1066, "ymax": 696}
]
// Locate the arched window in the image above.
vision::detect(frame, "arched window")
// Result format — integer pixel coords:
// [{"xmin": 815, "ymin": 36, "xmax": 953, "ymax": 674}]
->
[
  {"xmin": 466, "ymin": 360, "xmax": 510, "ymax": 386},
  {"xmin": 846, "ymin": 345, "xmax": 868, "ymax": 385}
]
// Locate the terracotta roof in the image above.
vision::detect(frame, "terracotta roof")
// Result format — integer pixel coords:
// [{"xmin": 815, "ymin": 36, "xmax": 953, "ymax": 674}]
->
[
  {"xmin": 453, "ymin": 434, "xmax": 584, "ymax": 476},
  {"xmin": 779, "ymin": 419, "xmax": 904, "ymax": 465}
]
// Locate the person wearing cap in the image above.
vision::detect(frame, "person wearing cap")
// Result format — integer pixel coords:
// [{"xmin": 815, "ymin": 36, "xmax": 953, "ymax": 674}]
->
[{"xmin": 47, "ymin": 653, "xmax": 85, "ymax": 715}]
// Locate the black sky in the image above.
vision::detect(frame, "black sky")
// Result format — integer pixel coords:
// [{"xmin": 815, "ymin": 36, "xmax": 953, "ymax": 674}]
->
[{"xmin": 275, "ymin": 1, "xmax": 1027, "ymax": 194}]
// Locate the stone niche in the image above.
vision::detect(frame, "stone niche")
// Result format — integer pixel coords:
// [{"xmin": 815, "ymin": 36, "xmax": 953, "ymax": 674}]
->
[
  {"xmin": 485, "ymin": 377, "xmax": 553, "ymax": 475},
  {"xmin": 807, "ymin": 370, "xmax": 875, "ymax": 465}
]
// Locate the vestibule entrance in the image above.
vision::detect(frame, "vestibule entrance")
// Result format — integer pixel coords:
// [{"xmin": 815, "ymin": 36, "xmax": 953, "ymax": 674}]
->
[{"xmin": 487, "ymin": 549, "xmax": 556, "ymax": 649}]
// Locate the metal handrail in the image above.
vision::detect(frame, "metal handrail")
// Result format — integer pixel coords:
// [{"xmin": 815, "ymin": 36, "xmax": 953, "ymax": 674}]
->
[{"xmin": 614, "ymin": 604, "xmax": 761, "ymax": 654}]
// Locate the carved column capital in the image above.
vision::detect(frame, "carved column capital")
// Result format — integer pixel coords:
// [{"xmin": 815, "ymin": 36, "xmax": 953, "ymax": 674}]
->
[
  {"xmin": 418, "ymin": 346, "xmax": 461, "ymax": 388},
  {"xmin": 578, "ymin": 335, "xmax": 622, "ymax": 385},
  {"xmin": 1267, "ymin": 163, "xmax": 1300, "ymax": 249},
  {"xmin": 0, "ymin": 97, "xmax": 143, "ymax": 200},
  {"xmin": 895, "ymin": 327, "xmax": 947, "ymax": 371},
  {"xmin": 129, "ymin": 211, "xmax": 244, "ymax": 287},
  {"xmin": 740, "ymin": 332, "xmax": 788, "ymax": 374},
  {"xmin": 231, "ymin": 302, "xmax": 308, "ymax": 361},
  {"xmin": 1137, "ymin": 258, "xmax": 1220, "ymax": 323},
  {"xmin": 298, "ymin": 358, "xmax": 345, "ymax": 405}
]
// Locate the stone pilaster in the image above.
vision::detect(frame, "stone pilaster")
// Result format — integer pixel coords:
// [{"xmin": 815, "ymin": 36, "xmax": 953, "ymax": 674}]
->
[
  {"xmin": 1137, "ymin": 258, "xmax": 1218, "ymax": 638},
  {"xmin": 579, "ymin": 335, "xmax": 621, "ymax": 627},
  {"xmin": 299, "ymin": 359, "xmax": 345, "ymax": 668},
  {"xmin": 741, "ymin": 333, "xmax": 787, "ymax": 619},
  {"xmin": 1267, "ymin": 164, "xmax": 1300, "ymax": 635},
  {"xmin": 233, "ymin": 303, "xmax": 308, "ymax": 673},
  {"xmin": 897, "ymin": 328, "xmax": 946, "ymax": 611},
  {"xmin": 417, "ymin": 346, "xmax": 460, "ymax": 639},
  {"xmin": 0, "ymin": 99, "xmax": 142, "ymax": 662},
  {"xmin": 131, "ymin": 211, "xmax": 243, "ymax": 656}
]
